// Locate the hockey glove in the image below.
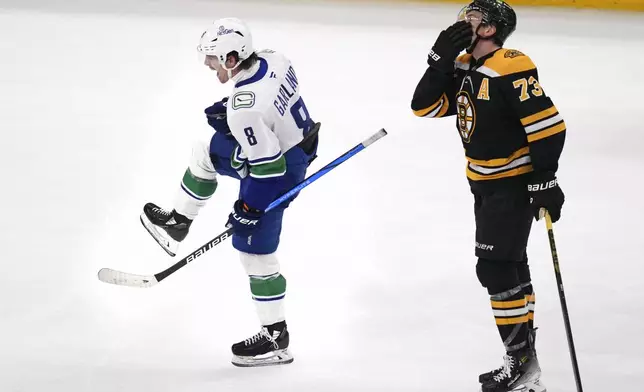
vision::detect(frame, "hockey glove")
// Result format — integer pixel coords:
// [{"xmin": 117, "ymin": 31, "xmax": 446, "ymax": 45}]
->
[
  {"xmin": 528, "ymin": 171, "xmax": 565, "ymax": 222},
  {"xmin": 427, "ymin": 20, "xmax": 473, "ymax": 73},
  {"xmin": 205, "ymin": 97, "xmax": 231, "ymax": 134},
  {"xmin": 226, "ymin": 199, "xmax": 264, "ymax": 237}
]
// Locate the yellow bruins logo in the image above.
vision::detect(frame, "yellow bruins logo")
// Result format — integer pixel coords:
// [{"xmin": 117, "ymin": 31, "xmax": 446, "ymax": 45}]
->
[
  {"xmin": 504, "ymin": 49, "xmax": 524, "ymax": 58},
  {"xmin": 456, "ymin": 91, "xmax": 476, "ymax": 143}
]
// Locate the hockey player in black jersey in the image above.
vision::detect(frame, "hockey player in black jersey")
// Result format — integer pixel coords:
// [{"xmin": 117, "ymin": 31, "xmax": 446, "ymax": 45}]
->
[{"xmin": 412, "ymin": 1, "xmax": 565, "ymax": 391}]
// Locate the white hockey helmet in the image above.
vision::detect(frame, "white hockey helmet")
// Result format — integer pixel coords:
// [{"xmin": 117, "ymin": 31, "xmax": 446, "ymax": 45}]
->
[{"xmin": 197, "ymin": 18, "xmax": 253, "ymax": 71}]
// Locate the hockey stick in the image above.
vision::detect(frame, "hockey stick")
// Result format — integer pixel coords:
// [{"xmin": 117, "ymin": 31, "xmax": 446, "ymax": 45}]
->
[
  {"xmin": 97, "ymin": 128, "xmax": 388, "ymax": 288},
  {"xmin": 544, "ymin": 211, "xmax": 583, "ymax": 392}
]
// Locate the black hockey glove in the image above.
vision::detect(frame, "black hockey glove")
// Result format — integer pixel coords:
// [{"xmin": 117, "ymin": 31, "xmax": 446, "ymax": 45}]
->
[
  {"xmin": 226, "ymin": 199, "xmax": 264, "ymax": 237},
  {"xmin": 427, "ymin": 20, "xmax": 473, "ymax": 73},
  {"xmin": 205, "ymin": 97, "xmax": 231, "ymax": 134},
  {"xmin": 528, "ymin": 172, "xmax": 565, "ymax": 222}
]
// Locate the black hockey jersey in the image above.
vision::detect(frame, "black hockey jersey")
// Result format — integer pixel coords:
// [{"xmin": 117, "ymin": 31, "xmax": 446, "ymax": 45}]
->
[{"xmin": 411, "ymin": 48, "xmax": 566, "ymax": 193}]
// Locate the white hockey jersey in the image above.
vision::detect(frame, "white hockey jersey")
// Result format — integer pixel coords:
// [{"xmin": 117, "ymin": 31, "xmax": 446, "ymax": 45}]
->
[{"xmin": 226, "ymin": 50, "xmax": 313, "ymax": 179}]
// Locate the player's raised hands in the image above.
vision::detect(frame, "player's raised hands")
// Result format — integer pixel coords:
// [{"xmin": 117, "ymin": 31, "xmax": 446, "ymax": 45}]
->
[{"xmin": 427, "ymin": 20, "xmax": 473, "ymax": 73}]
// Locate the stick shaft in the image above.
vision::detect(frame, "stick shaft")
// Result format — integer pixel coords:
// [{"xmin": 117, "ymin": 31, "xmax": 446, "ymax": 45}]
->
[
  {"xmin": 545, "ymin": 212, "xmax": 583, "ymax": 392},
  {"xmin": 152, "ymin": 128, "xmax": 388, "ymax": 283}
]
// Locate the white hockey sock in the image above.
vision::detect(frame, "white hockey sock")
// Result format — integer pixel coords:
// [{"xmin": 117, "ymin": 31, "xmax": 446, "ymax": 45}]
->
[
  {"xmin": 240, "ymin": 252, "xmax": 286, "ymax": 325},
  {"xmin": 174, "ymin": 168, "xmax": 216, "ymax": 220},
  {"xmin": 174, "ymin": 141, "xmax": 218, "ymax": 220},
  {"xmin": 250, "ymin": 273, "xmax": 286, "ymax": 325}
]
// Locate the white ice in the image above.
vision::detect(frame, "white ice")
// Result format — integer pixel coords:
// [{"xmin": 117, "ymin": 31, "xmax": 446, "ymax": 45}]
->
[{"xmin": 1, "ymin": 1, "xmax": 643, "ymax": 391}]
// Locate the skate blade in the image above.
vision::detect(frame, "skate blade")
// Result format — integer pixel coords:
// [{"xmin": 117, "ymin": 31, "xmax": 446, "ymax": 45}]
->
[
  {"xmin": 515, "ymin": 379, "xmax": 546, "ymax": 392},
  {"xmin": 140, "ymin": 213, "xmax": 178, "ymax": 257},
  {"xmin": 231, "ymin": 349, "xmax": 294, "ymax": 368},
  {"xmin": 496, "ymin": 379, "xmax": 546, "ymax": 392},
  {"xmin": 513, "ymin": 366, "xmax": 544, "ymax": 392},
  {"xmin": 478, "ymin": 379, "xmax": 545, "ymax": 392}
]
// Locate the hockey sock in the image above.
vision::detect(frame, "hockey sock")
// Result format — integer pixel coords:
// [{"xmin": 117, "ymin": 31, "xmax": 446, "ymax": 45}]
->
[
  {"xmin": 517, "ymin": 262, "xmax": 535, "ymax": 330},
  {"xmin": 174, "ymin": 168, "xmax": 217, "ymax": 220},
  {"xmin": 490, "ymin": 285, "xmax": 529, "ymax": 352},
  {"xmin": 522, "ymin": 282, "xmax": 535, "ymax": 330},
  {"xmin": 250, "ymin": 273, "xmax": 286, "ymax": 325}
]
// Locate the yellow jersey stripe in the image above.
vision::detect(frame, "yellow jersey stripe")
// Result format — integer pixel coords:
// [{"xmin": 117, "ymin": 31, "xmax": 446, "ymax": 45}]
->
[
  {"xmin": 527, "ymin": 122, "xmax": 566, "ymax": 143},
  {"xmin": 491, "ymin": 299, "xmax": 527, "ymax": 309},
  {"xmin": 521, "ymin": 106, "xmax": 558, "ymax": 126},
  {"xmin": 495, "ymin": 314, "xmax": 530, "ymax": 326},
  {"xmin": 525, "ymin": 294, "xmax": 535, "ymax": 303},
  {"xmin": 466, "ymin": 165, "xmax": 533, "ymax": 181},
  {"xmin": 456, "ymin": 53, "xmax": 472, "ymax": 63},
  {"xmin": 436, "ymin": 97, "xmax": 450, "ymax": 117},
  {"xmin": 466, "ymin": 146, "xmax": 530, "ymax": 167},
  {"xmin": 413, "ymin": 93, "xmax": 445, "ymax": 117}
]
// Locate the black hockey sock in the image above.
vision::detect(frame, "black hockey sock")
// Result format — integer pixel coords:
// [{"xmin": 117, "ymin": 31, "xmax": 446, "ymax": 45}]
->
[
  {"xmin": 265, "ymin": 320, "xmax": 286, "ymax": 334},
  {"xmin": 490, "ymin": 285, "xmax": 529, "ymax": 352}
]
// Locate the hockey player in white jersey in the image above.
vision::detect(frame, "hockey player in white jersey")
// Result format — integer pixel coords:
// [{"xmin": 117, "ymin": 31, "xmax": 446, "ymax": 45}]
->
[{"xmin": 141, "ymin": 18, "xmax": 319, "ymax": 367}]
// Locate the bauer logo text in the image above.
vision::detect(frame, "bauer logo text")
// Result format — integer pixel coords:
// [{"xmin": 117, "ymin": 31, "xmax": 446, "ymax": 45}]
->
[
  {"xmin": 186, "ymin": 232, "xmax": 230, "ymax": 263},
  {"xmin": 475, "ymin": 242, "xmax": 494, "ymax": 251},
  {"xmin": 528, "ymin": 179, "xmax": 557, "ymax": 192}
]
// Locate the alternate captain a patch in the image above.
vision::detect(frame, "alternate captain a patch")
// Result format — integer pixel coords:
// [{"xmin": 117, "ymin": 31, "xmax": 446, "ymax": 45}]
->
[{"xmin": 456, "ymin": 91, "xmax": 476, "ymax": 143}]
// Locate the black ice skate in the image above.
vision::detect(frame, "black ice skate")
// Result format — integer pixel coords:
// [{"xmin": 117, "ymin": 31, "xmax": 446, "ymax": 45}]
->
[
  {"xmin": 140, "ymin": 203, "xmax": 192, "ymax": 257},
  {"xmin": 231, "ymin": 321, "xmax": 293, "ymax": 367},
  {"xmin": 480, "ymin": 348, "xmax": 545, "ymax": 392},
  {"xmin": 479, "ymin": 328, "xmax": 539, "ymax": 384}
]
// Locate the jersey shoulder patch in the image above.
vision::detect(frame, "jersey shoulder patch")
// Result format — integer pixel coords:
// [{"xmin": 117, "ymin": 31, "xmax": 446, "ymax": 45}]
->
[
  {"xmin": 503, "ymin": 49, "xmax": 525, "ymax": 59},
  {"xmin": 484, "ymin": 49, "xmax": 536, "ymax": 77}
]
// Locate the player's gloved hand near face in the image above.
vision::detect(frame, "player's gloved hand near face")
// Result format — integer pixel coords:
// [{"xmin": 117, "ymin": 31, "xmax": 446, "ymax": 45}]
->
[
  {"xmin": 428, "ymin": 20, "xmax": 473, "ymax": 73},
  {"xmin": 528, "ymin": 171, "xmax": 565, "ymax": 222},
  {"xmin": 205, "ymin": 97, "xmax": 231, "ymax": 134},
  {"xmin": 226, "ymin": 200, "xmax": 264, "ymax": 236}
]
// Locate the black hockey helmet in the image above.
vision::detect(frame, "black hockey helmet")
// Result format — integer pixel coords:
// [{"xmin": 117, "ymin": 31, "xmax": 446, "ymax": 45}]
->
[{"xmin": 462, "ymin": 0, "xmax": 517, "ymax": 46}]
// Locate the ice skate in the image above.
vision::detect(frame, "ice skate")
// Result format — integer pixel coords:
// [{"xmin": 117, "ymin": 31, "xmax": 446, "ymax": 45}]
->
[
  {"xmin": 480, "ymin": 348, "xmax": 545, "ymax": 392},
  {"xmin": 140, "ymin": 203, "xmax": 192, "ymax": 257},
  {"xmin": 231, "ymin": 321, "xmax": 293, "ymax": 367},
  {"xmin": 480, "ymin": 328, "xmax": 539, "ymax": 384}
]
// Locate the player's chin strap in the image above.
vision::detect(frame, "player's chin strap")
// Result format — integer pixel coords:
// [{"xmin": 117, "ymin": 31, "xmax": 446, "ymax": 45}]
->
[
  {"xmin": 226, "ymin": 64, "xmax": 241, "ymax": 80},
  {"xmin": 225, "ymin": 57, "xmax": 262, "ymax": 83},
  {"xmin": 466, "ymin": 37, "xmax": 480, "ymax": 54},
  {"xmin": 221, "ymin": 60, "xmax": 244, "ymax": 80},
  {"xmin": 466, "ymin": 24, "xmax": 483, "ymax": 54},
  {"xmin": 466, "ymin": 24, "xmax": 500, "ymax": 54}
]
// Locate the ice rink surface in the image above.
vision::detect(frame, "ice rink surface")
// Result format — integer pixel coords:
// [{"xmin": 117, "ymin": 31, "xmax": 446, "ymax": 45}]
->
[{"xmin": 1, "ymin": 0, "xmax": 643, "ymax": 391}]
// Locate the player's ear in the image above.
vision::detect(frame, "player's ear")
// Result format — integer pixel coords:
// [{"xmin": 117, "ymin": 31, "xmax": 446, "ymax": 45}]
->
[
  {"xmin": 481, "ymin": 24, "xmax": 497, "ymax": 38},
  {"xmin": 225, "ymin": 54, "xmax": 239, "ymax": 69}
]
